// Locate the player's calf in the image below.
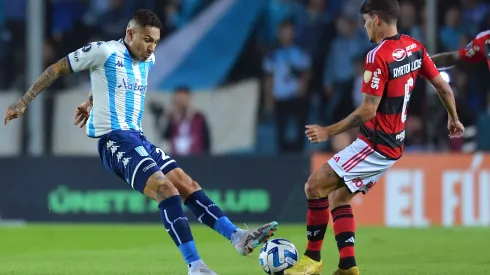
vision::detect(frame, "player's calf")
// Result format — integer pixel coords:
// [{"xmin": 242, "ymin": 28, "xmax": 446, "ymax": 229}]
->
[
  {"xmin": 293, "ymin": 163, "xmax": 344, "ymax": 266},
  {"xmin": 167, "ymin": 168, "xmax": 277, "ymax": 255},
  {"xmin": 144, "ymin": 171, "xmax": 205, "ymax": 271},
  {"xmin": 304, "ymin": 163, "xmax": 344, "ymax": 200},
  {"xmin": 329, "ymin": 188, "xmax": 357, "ymax": 271},
  {"xmin": 166, "ymin": 169, "xmax": 241, "ymax": 241}
]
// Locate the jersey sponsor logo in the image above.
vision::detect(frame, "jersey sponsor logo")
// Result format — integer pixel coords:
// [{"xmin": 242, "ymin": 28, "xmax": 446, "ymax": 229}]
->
[
  {"xmin": 371, "ymin": 68, "xmax": 381, "ymax": 89},
  {"xmin": 364, "ymin": 70, "xmax": 373, "ymax": 83},
  {"xmin": 142, "ymin": 161, "xmax": 157, "ymax": 173},
  {"xmin": 118, "ymin": 77, "xmax": 147, "ymax": 93},
  {"xmin": 406, "ymin": 43, "xmax": 417, "ymax": 52},
  {"xmin": 82, "ymin": 43, "xmax": 92, "ymax": 52},
  {"xmin": 396, "ymin": 130, "xmax": 406, "ymax": 142},
  {"xmin": 466, "ymin": 45, "xmax": 480, "ymax": 58},
  {"xmin": 116, "ymin": 60, "xmax": 124, "ymax": 67},
  {"xmin": 392, "ymin": 59, "xmax": 421, "ymax": 78},
  {"xmin": 74, "ymin": 51, "xmax": 80, "ymax": 62},
  {"xmin": 135, "ymin": 146, "xmax": 149, "ymax": 157},
  {"xmin": 392, "ymin": 49, "xmax": 407, "ymax": 62}
]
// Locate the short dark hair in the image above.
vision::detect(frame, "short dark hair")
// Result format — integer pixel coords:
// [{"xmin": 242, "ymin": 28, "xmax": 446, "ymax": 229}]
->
[
  {"xmin": 174, "ymin": 85, "xmax": 191, "ymax": 94},
  {"xmin": 360, "ymin": 0, "xmax": 400, "ymax": 24},
  {"xmin": 279, "ymin": 18, "xmax": 295, "ymax": 29},
  {"xmin": 130, "ymin": 9, "xmax": 163, "ymax": 29}
]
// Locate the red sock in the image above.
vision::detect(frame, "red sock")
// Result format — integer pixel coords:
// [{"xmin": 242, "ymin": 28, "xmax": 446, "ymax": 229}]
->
[
  {"xmin": 331, "ymin": 205, "xmax": 356, "ymax": 269},
  {"xmin": 304, "ymin": 197, "xmax": 329, "ymax": 262}
]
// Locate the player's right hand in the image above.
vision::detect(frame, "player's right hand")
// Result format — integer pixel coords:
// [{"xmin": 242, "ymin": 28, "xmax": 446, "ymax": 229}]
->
[
  {"xmin": 4, "ymin": 101, "xmax": 26, "ymax": 126},
  {"xmin": 74, "ymin": 101, "xmax": 92, "ymax": 128},
  {"xmin": 448, "ymin": 118, "xmax": 464, "ymax": 139},
  {"xmin": 305, "ymin": 124, "xmax": 331, "ymax": 143}
]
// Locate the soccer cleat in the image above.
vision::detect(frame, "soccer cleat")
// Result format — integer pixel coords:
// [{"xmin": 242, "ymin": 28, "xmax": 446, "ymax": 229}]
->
[
  {"xmin": 233, "ymin": 221, "xmax": 278, "ymax": 256},
  {"xmin": 188, "ymin": 262, "xmax": 219, "ymax": 275},
  {"xmin": 332, "ymin": 266, "xmax": 360, "ymax": 275},
  {"xmin": 284, "ymin": 255, "xmax": 323, "ymax": 275}
]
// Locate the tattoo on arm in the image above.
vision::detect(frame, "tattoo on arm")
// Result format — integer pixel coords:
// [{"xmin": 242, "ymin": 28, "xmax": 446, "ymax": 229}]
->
[
  {"xmin": 345, "ymin": 94, "xmax": 380, "ymax": 128},
  {"xmin": 345, "ymin": 114, "xmax": 364, "ymax": 129},
  {"xmin": 88, "ymin": 91, "xmax": 93, "ymax": 105},
  {"xmin": 19, "ymin": 57, "xmax": 71, "ymax": 107}
]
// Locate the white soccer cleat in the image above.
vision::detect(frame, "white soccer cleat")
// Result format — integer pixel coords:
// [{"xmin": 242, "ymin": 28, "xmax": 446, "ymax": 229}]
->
[
  {"xmin": 188, "ymin": 261, "xmax": 218, "ymax": 275},
  {"xmin": 232, "ymin": 221, "xmax": 279, "ymax": 256}
]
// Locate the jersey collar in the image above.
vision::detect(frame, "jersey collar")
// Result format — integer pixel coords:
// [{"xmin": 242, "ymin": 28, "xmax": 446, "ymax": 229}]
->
[{"xmin": 383, "ymin": 33, "xmax": 401, "ymax": 41}]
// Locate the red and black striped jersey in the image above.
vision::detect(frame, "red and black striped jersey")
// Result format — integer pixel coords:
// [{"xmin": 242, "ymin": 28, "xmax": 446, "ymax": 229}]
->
[
  {"xmin": 360, "ymin": 34, "xmax": 440, "ymax": 159},
  {"xmin": 458, "ymin": 30, "xmax": 490, "ymax": 68}
]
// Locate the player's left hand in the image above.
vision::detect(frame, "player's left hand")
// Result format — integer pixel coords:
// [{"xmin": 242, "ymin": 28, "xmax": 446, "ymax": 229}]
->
[
  {"xmin": 305, "ymin": 125, "xmax": 330, "ymax": 143},
  {"xmin": 4, "ymin": 101, "xmax": 26, "ymax": 126},
  {"xmin": 74, "ymin": 101, "xmax": 92, "ymax": 128},
  {"xmin": 448, "ymin": 118, "xmax": 464, "ymax": 139}
]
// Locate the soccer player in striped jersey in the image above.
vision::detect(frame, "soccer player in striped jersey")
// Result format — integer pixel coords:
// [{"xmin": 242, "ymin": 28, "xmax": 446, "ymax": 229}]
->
[
  {"xmin": 4, "ymin": 9, "xmax": 277, "ymax": 275},
  {"xmin": 431, "ymin": 30, "xmax": 490, "ymax": 69},
  {"xmin": 286, "ymin": 1, "xmax": 464, "ymax": 275}
]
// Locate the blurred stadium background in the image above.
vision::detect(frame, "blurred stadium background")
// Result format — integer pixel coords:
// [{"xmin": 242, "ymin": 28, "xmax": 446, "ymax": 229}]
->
[{"xmin": 1, "ymin": 0, "xmax": 490, "ymax": 274}]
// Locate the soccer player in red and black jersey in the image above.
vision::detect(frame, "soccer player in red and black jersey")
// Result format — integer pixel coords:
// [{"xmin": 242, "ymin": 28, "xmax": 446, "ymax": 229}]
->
[
  {"xmin": 431, "ymin": 30, "xmax": 490, "ymax": 69},
  {"xmin": 285, "ymin": 1, "xmax": 465, "ymax": 275}
]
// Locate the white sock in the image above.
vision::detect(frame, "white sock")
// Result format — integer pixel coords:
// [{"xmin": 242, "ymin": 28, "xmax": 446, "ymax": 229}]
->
[
  {"xmin": 230, "ymin": 229, "xmax": 246, "ymax": 245},
  {"xmin": 188, "ymin": 259, "xmax": 205, "ymax": 271}
]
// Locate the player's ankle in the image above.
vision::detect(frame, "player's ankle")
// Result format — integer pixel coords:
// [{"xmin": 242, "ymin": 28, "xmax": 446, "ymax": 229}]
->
[
  {"xmin": 304, "ymin": 250, "xmax": 321, "ymax": 262},
  {"xmin": 338, "ymin": 257, "xmax": 356, "ymax": 270},
  {"xmin": 188, "ymin": 259, "xmax": 205, "ymax": 270}
]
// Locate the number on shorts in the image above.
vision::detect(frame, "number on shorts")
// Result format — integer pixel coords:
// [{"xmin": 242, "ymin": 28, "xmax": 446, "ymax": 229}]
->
[
  {"xmin": 155, "ymin": 148, "xmax": 165, "ymax": 161},
  {"xmin": 401, "ymin": 77, "xmax": 413, "ymax": 123}
]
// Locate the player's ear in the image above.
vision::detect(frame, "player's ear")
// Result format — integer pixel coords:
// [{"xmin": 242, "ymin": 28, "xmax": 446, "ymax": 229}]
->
[
  {"xmin": 126, "ymin": 28, "xmax": 134, "ymax": 41},
  {"xmin": 373, "ymin": 14, "xmax": 380, "ymax": 26}
]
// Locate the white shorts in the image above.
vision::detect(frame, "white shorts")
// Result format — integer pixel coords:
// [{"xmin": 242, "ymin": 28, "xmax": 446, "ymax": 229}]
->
[{"xmin": 328, "ymin": 138, "xmax": 396, "ymax": 194}]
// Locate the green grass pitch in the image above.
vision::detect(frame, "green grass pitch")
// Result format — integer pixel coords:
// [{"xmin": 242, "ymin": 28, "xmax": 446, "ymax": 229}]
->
[{"xmin": 0, "ymin": 224, "xmax": 489, "ymax": 274}]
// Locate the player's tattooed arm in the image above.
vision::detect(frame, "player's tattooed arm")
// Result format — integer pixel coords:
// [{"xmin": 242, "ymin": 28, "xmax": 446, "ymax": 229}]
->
[
  {"xmin": 327, "ymin": 94, "xmax": 380, "ymax": 136},
  {"xmin": 4, "ymin": 57, "xmax": 72, "ymax": 125},
  {"xmin": 20, "ymin": 57, "xmax": 72, "ymax": 107},
  {"xmin": 88, "ymin": 91, "xmax": 93, "ymax": 105},
  {"xmin": 430, "ymin": 51, "xmax": 460, "ymax": 69}
]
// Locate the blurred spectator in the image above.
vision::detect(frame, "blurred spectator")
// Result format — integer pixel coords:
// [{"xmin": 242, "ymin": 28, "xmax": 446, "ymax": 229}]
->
[
  {"xmin": 163, "ymin": 86, "xmax": 211, "ymax": 156},
  {"xmin": 263, "ymin": 20, "xmax": 310, "ymax": 153},
  {"xmin": 405, "ymin": 116, "xmax": 426, "ymax": 152},
  {"xmin": 323, "ymin": 14, "xmax": 370, "ymax": 124},
  {"xmin": 461, "ymin": 0, "xmax": 489, "ymax": 33},
  {"xmin": 445, "ymin": 71, "xmax": 476, "ymax": 151},
  {"xmin": 398, "ymin": 0, "xmax": 424, "ymax": 42},
  {"xmin": 258, "ymin": 0, "xmax": 303, "ymax": 48},
  {"xmin": 476, "ymin": 91, "xmax": 490, "ymax": 151},
  {"xmin": 295, "ymin": 0, "xmax": 335, "ymax": 109},
  {"xmin": 295, "ymin": 0, "xmax": 332, "ymax": 56},
  {"xmin": 439, "ymin": 6, "xmax": 466, "ymax": 51},
  {"xmin": 166, "ymin": 0, "xmax": 207, "ymax": 31},
  {"xmin": 97, "ymin": 0, "xmax": 132, "ymax": 39},
  {"xmin": 351, "ymin": 54, "xmax": 365, "ymax": 108}
]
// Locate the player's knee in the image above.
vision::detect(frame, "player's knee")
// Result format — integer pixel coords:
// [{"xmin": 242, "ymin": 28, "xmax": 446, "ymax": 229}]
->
[
  {"xmin": 304, "ymin": 174, "xmax": 323, "ymax": 199},
  {"xmin": 144, "ymin": 171, "xmax": 180, "ymax": 203},
  {"xmin": 155, "ymin": 180, "xmax": 180, "ymax": 203},
  {"xmin": 329, "ymin": 189, "xmax": 352, "ymax": 209},
  {"xmin": 166, "ymin": 169, "xmax": 201, "ymax": 198}
]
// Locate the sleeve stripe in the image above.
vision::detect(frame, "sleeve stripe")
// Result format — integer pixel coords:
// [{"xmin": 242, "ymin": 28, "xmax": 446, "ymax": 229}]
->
[
  {"xmin": 66, "ymin": 55, "xmax": 74, "ymax": 73},
  {"xmin": 367, "ymin": 40, "xmax": 387, "ymax": 64}
]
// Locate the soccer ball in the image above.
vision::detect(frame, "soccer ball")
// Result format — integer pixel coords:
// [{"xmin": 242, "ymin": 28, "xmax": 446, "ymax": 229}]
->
[{"xmin": 259, "ymin": 238, "xmax": 299, "ymax": 274}]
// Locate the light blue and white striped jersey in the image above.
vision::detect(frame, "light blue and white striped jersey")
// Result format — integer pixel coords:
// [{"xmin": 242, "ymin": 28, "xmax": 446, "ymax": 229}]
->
[{"xmin": 67, "ymin": 39, "xmax": 155, "ymax": 138}]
